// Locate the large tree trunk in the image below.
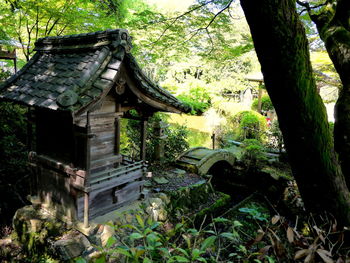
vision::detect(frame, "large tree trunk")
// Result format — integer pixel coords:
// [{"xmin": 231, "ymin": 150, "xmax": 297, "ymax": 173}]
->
[
  {"xmin": 308, "ymin": 0, "xmax": 350, "ymax": 186},
  {"xmin": 240, "ymin": 0, "xmax": 350, "ymax": 224}
]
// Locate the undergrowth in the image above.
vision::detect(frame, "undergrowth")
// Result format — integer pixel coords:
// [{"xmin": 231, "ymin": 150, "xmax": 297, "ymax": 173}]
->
[{"xmin": 75, "ymin": 194, "xmax": 350, "ymax": 263}]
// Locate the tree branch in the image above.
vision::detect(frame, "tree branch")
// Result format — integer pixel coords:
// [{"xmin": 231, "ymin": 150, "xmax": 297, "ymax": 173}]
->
[
  {"xmin": 151, "ymin": 0, "xmax": 216, "ymax": 46},
  {"xmin": 182, "ymin": 0, "xmax": 234, "ymax": 45}
]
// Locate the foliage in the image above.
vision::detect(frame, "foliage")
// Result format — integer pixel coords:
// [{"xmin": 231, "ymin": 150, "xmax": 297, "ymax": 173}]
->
[
  {"xmin": 240, "ymin": 139, "xmax": 267, "ymax": 168},
  {"xmin": 0, "ymin": 69, "xmax": 30, "ymax": 226},
  {"xmin": 0, "ymin": 101, "xmax": 29, "ymax": 226},
  {"xmin": 265, "ymin": 120, "xmax": 284, "ymax": 152},
  {"xmin": 122, "ymin": 112, "xmax": 189, "ymax": 163},
  {"xmin": 177, "ymin": 83, "xmax": 212, "ymax": 115},
  {"xmin": 84, "ymin": 208, "xmax": 277, "ymax": 263},
  {"xmin": 230, "ymin": 111, "xmax": 268, "ymax": 142},
  {"xmin": 251, "ymin": 95, "xmax": 274, "ymax": 112}
]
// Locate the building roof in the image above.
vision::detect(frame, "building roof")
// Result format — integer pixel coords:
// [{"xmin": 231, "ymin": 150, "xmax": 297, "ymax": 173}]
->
[
  {"xmin": 0, "ymin": 29, "xmax": 189, "ymax": 114},
  {"xmin": 245, "ymin": 72, "xmax": 264, "ymax": 83}
]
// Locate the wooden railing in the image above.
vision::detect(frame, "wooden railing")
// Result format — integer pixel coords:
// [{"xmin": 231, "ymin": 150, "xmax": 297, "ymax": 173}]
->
[{"xmin": 89, "ymin": 159, "xmax": 146, "ymax": 185}]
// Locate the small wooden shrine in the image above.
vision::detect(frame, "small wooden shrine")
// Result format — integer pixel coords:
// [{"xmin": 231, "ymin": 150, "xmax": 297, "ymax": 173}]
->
[{"xmin": 0, "ymin": 29, "xmax": 189, "ymax": 226}]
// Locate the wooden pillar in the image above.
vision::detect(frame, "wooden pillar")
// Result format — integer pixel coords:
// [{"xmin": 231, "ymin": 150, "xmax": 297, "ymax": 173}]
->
[
  {"xmin": 84, "ymin": 111, "xmax": 91, "ymax": 228},
  {"xmin": 140, "ymin": 119, "xmax": 147, "ymax": 161},
  {"xmin": 115, "ymin": 116, "xmax": 121, "ymax": 156}
]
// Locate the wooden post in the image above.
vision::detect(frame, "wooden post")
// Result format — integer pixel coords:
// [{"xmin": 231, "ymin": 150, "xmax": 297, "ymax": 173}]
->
[
  {"xmin": 211, "ymin": 133, "xmax": 216, "ymax": 150},
  {"xmin": 140, "ymin": 119, "xmax": 147, "ymax": 161},
  {"xmin": 84, "ymin": 111, "xmax": 91, "ymax": 228},
  {"xmin": 84, "ymin": 192, "xmax": 89, "ymax": 228},
  {"xmin": 115, "ymin": 116, "xmax": 120, "ymax": 156}
]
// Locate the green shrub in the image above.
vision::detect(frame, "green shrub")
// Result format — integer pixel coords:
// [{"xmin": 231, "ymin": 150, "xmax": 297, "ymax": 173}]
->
[
  {"xmin": 251, "ymin": 95, "xmax": 274, "ymax": 112},
  {"xmin": 230, "ymin": 111, "xmax": 267, "ymax": 142},
  {"xmin": 178, "ymin": 85, "xmax": 211, "ymax": 115},
  {"xmin": 240, "ymin": 139, "xmax": 267, "ymax": 168}
]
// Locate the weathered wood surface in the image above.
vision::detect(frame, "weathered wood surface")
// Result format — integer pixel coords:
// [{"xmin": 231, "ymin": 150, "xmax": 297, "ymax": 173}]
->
[
  {"xmin": 37, "ymin": 165, "xmax": 78, "ymax": 222},
  {"xmin": 77, "ymin": 176, "xmax": 143, "ymax": 220},
  {"xmin": 90, "ymin": 164, "xmax": 144, "ymax": 189},
  {"xmin": 91, "ymin": 155, "xmax": 122, "ymax": 173}
]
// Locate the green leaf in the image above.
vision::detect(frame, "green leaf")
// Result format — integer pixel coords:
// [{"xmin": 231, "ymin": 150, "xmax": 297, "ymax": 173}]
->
[
  {"xmin": 95, "ymin": 256, "xmax": 106, "ymax": 263},
  {"xmin": 136, "ymin": 214, "xmax": 145, "ymax": 228},
  {"xmin": 121, "ymin": 224, "xmax": 138, "ymax": 231},
  {"xmin": 143, "ymin": 257, "xmax": 152, "ymax": 263},
  {"xmin": 200, "ymin": 236, "xmax": 217, "ymax": 251},
  {"xmin": 171, "ymin": 256, "xmax": 190, "ymax": 262},
  {"xmin": 146, "ymin": 233, "xmax": 159, "ymax": 245},
  {"xmin": 115, "ymin": 247, "xmax": 132, "ymax": 258},
  {"xmin": 75, "ymin": 258, "xmax": 87, "ymax": 263},
  {"xmin": 213, "ymin": 217, "xmax": 230, "ymax": 223},
  {"xmin": 191, "ymin": 248, "xmax": 203, "ymax": 259},
  {"xmin": 187, "ymin": 228, "xmax": 199, "ymax": 235},
  {"xmin": 150, "ymin": 222, "xmax": 160, "ymax": 230},
  {"xmin": 233, "ymin": 221, "xmax": 243, "ymax": 227},
  {"xmin": 106, "ymin": 236, "xmax": 117, "ymax": 248},
  {"xmin": 175, "ymin": 223, "xmax": 184, "ymax": 231},
  {"xmin": 220, "ymin": 232, "xmax": 235, "ymax": 240},
  {"xmin": 175, "ymin": 248, "xmax": 189, "ymax": 257},
  {"xmin": 130, "ymin": 232, "xmax": 144, "ymax": 239}
]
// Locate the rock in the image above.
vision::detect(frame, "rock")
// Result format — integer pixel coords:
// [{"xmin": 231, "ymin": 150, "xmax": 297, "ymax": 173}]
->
[
  {"xmin": 53, "ymin": 231, "xmax": 91, "ymax": 260},
  {"xmin": 153, "ymin": 176, "xmax": 169, "ymax": 185},
  {"xmin": 29, "ymin": 219, "xmax": 42, "ymax": 232},
  {"xmin": 54, "ymin": 239, "xmax": 85, "ymax": 260},
  {"xmin": 100, "ymin": 223, "xmax": 115, "ymax": 247},
  {"xmin": 146, "ymin": 198, "xmax": 168, "ymax": 221}
]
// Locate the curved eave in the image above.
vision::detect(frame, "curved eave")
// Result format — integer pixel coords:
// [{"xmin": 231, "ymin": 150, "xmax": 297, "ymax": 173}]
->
[
  {"xmin": 120, "ymin": 65, "xmax": 184, "ymax": 114},
  {"xmin": 123, "ymin": 54, "xmax": 189, "ymax": 114}
]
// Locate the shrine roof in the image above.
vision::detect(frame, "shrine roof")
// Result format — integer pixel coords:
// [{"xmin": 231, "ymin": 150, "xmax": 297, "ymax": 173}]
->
[{"xmin": 0, "ymin": 29, "xmax": 189, "ymax": 114}]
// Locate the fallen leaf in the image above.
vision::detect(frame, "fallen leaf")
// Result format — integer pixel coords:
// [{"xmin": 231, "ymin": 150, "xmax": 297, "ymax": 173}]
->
[
  {"xmin": 272, "ymin": 215, "xmax": 280, "ymax": 225},
  {"xmin": 336, "ymin": 257, "xmax": 344, "ymax": 263},
  {"xmin": 317, "ymin": 249, "xmax": 334, "ymax": 263},
  {"xmin": 305, "ymin": 252, "xmax": 314, "ymax": 263},
  {"xmin": 294, "ymin": 249, "xmax": 310, "ymax": 260},
  {"xmin": 258, "ymin": 245, "xmax": 271, "ymax": 260},
  {"xmin": 287, "ymin": 226, "xmax": 294, "ymax": 243}
]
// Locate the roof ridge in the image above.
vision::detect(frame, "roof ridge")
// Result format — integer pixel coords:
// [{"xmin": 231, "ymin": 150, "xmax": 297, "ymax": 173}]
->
[{"xmin": 34, "ymin": 29, "xmax": 132, "ymax": 53}]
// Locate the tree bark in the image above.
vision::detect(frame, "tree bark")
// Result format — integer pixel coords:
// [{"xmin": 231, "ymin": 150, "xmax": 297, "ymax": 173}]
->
[
  {"xmin": 309, "ymin": 0, "xmax": 350, "ymax": 186},
  {"xmin": 240, "ymin": 0, "xmax": 350, "ymax": 224}
]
